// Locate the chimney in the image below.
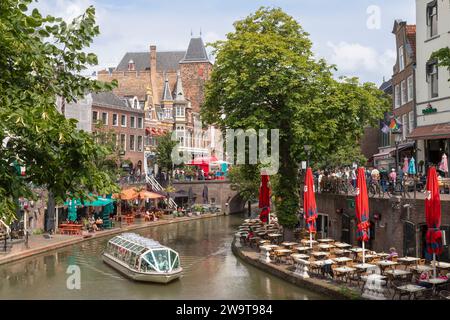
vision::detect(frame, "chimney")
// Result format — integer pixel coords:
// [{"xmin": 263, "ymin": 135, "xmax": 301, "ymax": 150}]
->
[{"xmin": 150, "ymin": 45, "xmax": 156, "ymax": 71}]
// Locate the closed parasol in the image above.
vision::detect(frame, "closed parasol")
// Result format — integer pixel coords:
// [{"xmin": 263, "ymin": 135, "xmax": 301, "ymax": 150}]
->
[
  {"xmin": 303, "ymin": 168, "xmax": 318, "ymax": 248},
  {"xmin": 259, "ymin": 174, "xmax": 270, "ymax": 224},
  {"xmin": 408, "ymin": 157, "xmax": 416, "ymax": 175},
  {"xmin": 425, "ymin": 166, "xmax": 443, "ymax": 278},
  {"xmin": 355, "ymin": 167, "xmax": 370, "ymax": 264}
]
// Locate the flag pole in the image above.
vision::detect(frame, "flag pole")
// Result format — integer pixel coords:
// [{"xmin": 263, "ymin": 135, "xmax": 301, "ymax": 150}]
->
[
  {"xmin": 433, "ymin": 253, "xmax": 437, "ymax": 279},
  {"xmin": 310, "ymin": 232, "xmax": 313, "ymax": 249}
]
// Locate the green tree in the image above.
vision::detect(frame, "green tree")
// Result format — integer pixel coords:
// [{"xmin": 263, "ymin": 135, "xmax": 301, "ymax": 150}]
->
[
  {"xmin": 0, "ymin": 0, "xmax": 118, "ymax": 223},
  {"xmin": 431, "ymin": 47, "xmax": 450, "ymax": 80},
  {"xmin": 155, "ymin": 132, "xmax": 178, "ymax": 177},
  {"xmin": 202, "ymin": 7, "xmax": 389, "ymax": 229},
  {"xmin": 228, "ymin": 165, "xmax": 261, "ymax": 215}
]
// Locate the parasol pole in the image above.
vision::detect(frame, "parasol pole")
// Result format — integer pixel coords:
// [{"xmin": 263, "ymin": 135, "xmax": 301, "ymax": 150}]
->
[
  {"xmin": 309, "ymin": 232, "xmax": 313, "ymax": 249},
  {"xmin": 433, "ymin": 253, "xmax": 437, "ymax": 279},
  {"xmin": 362, "ymin": 241, "xmax": 366, "ymax": 265}
]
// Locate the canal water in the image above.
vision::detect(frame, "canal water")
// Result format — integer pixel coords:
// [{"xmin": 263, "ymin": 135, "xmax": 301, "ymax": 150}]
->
[{"xmin": 0, "ymin": 215, "xmax": 326, "ymax": 299}]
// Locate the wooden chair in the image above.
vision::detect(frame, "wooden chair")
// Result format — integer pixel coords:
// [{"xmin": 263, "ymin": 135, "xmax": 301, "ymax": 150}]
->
[
  {"xmin": 439, "ymin": 290, "xmax": 450, "ymax": 300},
  {"xmin": 391, "ymin": 280, "xmax": 412, "ymax": 300}
]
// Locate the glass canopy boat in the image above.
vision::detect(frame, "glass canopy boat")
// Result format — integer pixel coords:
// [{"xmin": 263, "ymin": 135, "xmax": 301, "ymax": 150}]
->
[{"xmin": 102, "ymin": 233, "xmax": 182, "ymax": 283}]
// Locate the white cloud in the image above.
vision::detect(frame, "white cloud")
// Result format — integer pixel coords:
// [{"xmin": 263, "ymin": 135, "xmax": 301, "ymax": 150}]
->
[{"xmin": 326, "ymin": 41, "xmax": 395, "ymax": 82}]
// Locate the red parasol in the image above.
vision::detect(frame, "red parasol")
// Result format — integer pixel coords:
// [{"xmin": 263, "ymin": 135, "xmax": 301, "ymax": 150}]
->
[
  {"xmin": 303, "ymin": 168, "xmax": 318, "ymax": 234},
  {"xmin": 259, "ymin": 174, "xmax": 270, "ymax": 223},
  {"xmin": 425, "ymin": 167, "xmax": 443, "ymax": 257},
  {"xmin": 355, "ymin": 167, "xmax": 370, "ymax": 243}
]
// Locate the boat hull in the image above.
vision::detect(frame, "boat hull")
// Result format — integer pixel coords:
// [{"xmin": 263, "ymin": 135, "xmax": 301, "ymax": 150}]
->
[{"xmin": 102, "ymin": 254, "xmax": 182, "ymax": 284}]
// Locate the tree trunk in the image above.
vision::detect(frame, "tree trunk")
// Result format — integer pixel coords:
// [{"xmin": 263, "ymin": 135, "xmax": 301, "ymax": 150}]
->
[
  {"xmin": 283, "ymin": 227, "xmax": 295, "ymax": 242},
  {"xmin": 247, "ymin": 201, "xmax": 251, "ymax": 217},
  {"xmin": 46, "ymin": 190, "xmax": 56, "ymax": 234}
]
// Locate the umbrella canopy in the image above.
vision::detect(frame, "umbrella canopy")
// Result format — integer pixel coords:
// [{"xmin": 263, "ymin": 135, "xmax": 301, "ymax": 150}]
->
[
  {"xmin": 186, "ymin": 156, "xmax": 218, "ymax": 174},
  {"xmin": 439, "ymin": 154, "xmax": 448, "ymax": 173},
  {"xmin": 64, "ymin": 197, "xmax": 114, "ymax": 207},
  {"xmin": 303, "ymin": 168, "xmax": 318, "ymax": 233},
  {"xmin": 355, "ymin": 167, "xmax": 370, "ymax": 242},
  {"xmin": 112, "ymin": 188, "xmax": 164, "ymax": 201},
  {"xmin": 259, "ymin": 174, "xmax": 270, "ymax": 223},
  {"xmin": 202, "ymin": 185, "xmax": 209, "ymax": 204},
  {"xmin": 402, "ymin": 157, "xmax": 409, "ymax": 173},
  {"xmin": 408, "ymin": 157, "xmax": 416, "ymax": 175},
  {"xmin": 425, "ymin": 166, "xmax": 443, "ymax": 255}
]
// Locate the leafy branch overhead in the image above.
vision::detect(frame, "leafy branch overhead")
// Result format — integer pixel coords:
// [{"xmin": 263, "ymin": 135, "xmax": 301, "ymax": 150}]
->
[{"xmin": 0, "ymin": 0, "xmax": 119, "ymax": 223}]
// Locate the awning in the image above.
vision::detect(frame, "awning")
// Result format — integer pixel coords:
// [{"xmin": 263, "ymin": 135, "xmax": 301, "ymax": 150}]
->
[
  {"xmin": 408, "ymin": 123, "xmax": 450, "ymax": 140},
  {"xmin": 373, "ymin": 142, "xmax": 415, "ymax": 160}
]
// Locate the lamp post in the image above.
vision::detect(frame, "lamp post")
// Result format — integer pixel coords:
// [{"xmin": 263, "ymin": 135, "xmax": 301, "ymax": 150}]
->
[
  {"xmin": 393, "ymin": 130, "xmax": 402, "ymax": 195},
  {"xmin": 304, "ymin": 145, "xmax": 312, "ymax": 168}
]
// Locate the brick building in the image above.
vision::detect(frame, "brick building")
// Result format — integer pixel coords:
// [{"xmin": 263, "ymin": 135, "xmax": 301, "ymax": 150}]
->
[
  {"xmin": 98, "ymin": 36, "xmax": 223, "ymax": 175},
  {"xmin": 91, "ymin": 91, "xmax": 145, "ymax": 172}
]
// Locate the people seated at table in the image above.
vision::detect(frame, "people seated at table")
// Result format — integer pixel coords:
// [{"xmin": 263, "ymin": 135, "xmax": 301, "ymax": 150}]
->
[
  {"xmin": 387, "ymin": 247, "xmax": 398, "ymax": 261},
  {"xmin": 417, "ymin": 270, "xmax": 433, "ymax": 288},
  {"xmin": 88, "ymin": 215, "xmax": 98, "ymax": 232},
  {"xmin": 95, "ymin": 217, "xmax": 103, "ymax": 230}
]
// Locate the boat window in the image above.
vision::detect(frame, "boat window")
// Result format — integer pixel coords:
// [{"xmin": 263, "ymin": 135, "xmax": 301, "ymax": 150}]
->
[
  {"xmin": 153, "ymin": 249, "xmax": 170, "ymax": 272},
  {"xmin": 144, "ymin": 251, "xmax": 156, "ymax": 268},
  {"xmin": 170, "ymin": 250, "xmax": 179, "ymax": 269},
  {"xmin": 140, "ymin": 258, "xmax": 156, "ymax": 272}
]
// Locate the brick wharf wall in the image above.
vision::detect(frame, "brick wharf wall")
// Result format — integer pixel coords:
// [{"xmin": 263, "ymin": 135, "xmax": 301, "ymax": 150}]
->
[
  {"xmin": 315, "ymin": 193, "xmax": 450, "ymax": 255},
  {"xmin": 180, "ymin": 62, "xmax": 213, "ymax": 113},
  {"xmin": 91, "ymin": 104, "xmax": 145, "ymax": 168}
]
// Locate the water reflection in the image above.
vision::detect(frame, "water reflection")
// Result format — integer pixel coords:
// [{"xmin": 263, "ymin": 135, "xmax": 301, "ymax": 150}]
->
[{"xmin": 0, "ymin": 215, "xmax": 326, "ymax": 300}]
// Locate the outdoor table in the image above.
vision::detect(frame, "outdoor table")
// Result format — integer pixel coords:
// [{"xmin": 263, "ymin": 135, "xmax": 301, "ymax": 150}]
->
[
  {"xmin": 334, "ymin": 266, "xmax": 356, "ymax": 281},
  {"xmin": 409, "ymin": 265, "xmax": 433, "ymax": 273},
  {"xmin": 397, "ymin": 257, "xmax": 420, "ymax": 265},
  {"xmin": 350, "ymin": 248, "xmax": 369, "ymax": 253},
  {"xmin": 124, "ymin": 215, "xmax": 134, "ymax": 225},
  {"xmin": 422, "ymin": 278, "xmax": 448, "ymax": 296},
  {"xmin": 311, "ymin": 260, "xmax": 334, "ymax": 267},
  {"xmin": 361, "ymin": 274, "xmax": 386, "ymax": 283},
  {"xmin": 317, "ymin": 238, "xmax": 335, "ymax": 243},
  {"xmin": 249, "ymin": 236, "xmax": 261, "ymax": 248},
  {"xmin": 311, "ymin": 251, "xmax": 329, "ymax": 259},
  {"xmin": 354, "ymin": 263, "xmax": 376, "ymax": 271},
  {"xmin": 334, "ymin": 249, "xmax": 352, "ymax": 257},
  {"xmin": 268, "ymin": 233, "xmax": 283, "ymax": 244},
  {"xmin": 281, "ymin": 242, "xmax": 298, "ymax": 249},
  {"xmin": 334, "ymin": 242, "xmax": 352, "ymax": 249},
  {"xmin": 376, "ymin": 253, "xmax": 390, "ymax": 259},
  {"xmin": 258, "ymin": 240, "xmax": 271, "ymax": 246},
  {"xmin": 385, "ymin": 269, "xmax": 411, "ymax": 277},
  {"xmin": 431, "ymin": 261, "xmax": 450, "ymax": 270},
  {"xmin": 301, "ymin": 239, "xmax": 318, "ymax": 246},
  {"xmin": 377, "ymin": 260, "xmax": 398, "ymax": 273},
  {"xmin": 256, "ymin": 231, "xmax": 267, "ymax": 237},
  {"xmin": 317, "ymin": 244, "xmax": 335, "ymax": 251},
  {"xmin": 333, "ymin": 257, "xmax": 353, "ymax": 265},
  {"xmin": 362, "ymin": 254, "xmax": 378, "ymax": 262},
  {"xmin": 396, "ymin": 284, "xmax": 426, "ymax": 300},
  {"xmin": 274, "ymin": 249, "xmax": 293, "ymax": 264},
  {"xmin": 58, "ymin": 224, "xmax": 83, "ymax": 235},
  {"xmin": 293, "ymin": 246, "xmax": 312, "ymax": 253},
  {"xmin": 291, "ymin": 253, "xmax": 310, "ymax": 260}
]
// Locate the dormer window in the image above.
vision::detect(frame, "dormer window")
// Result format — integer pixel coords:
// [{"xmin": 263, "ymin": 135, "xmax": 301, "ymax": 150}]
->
[{"xmin": 128, "ymin": 59, "xmax": 135, "ymax": 71}]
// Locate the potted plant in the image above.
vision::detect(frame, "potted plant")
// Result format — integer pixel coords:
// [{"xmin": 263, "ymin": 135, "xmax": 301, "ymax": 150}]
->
[{"xmin": 192, "ymin": 204, "xmax": 202, "ymax": 216}]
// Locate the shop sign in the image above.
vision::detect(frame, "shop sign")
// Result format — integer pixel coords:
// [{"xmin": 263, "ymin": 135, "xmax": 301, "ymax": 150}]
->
[{"xmin": 422, "ymin": 104, "xmax": 437, "ymax": 115}]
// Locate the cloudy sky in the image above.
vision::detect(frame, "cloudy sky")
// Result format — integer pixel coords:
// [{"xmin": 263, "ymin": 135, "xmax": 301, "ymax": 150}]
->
[{"xmin": 34, "ymin": 0, "xmax": 416, "ymax": 85}]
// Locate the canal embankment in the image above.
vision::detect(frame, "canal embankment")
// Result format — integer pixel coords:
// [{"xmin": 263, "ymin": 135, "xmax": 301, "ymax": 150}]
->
[
  {"xmin": 0, "ymin": 213, "xmax": 219, "ymax": 266},
  {"xmin": 231, "ymin": 236, "xmax": 363, "ymax": 300}
]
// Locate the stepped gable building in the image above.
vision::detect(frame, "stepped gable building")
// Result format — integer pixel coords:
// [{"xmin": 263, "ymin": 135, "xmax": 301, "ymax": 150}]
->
[{"xmin": 98, "ymin": 36, "xmax": 222, "ymax": 175}]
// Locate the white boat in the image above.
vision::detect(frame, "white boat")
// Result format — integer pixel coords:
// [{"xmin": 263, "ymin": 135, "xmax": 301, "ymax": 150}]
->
[{"xmin": 102, "ymin": 233, "xmax": 182, "ymax": 284}]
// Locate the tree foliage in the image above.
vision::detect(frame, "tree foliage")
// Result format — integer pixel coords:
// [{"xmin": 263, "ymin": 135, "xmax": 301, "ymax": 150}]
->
[
  {"xmin": 431, "ymin": 47, "xmax": 450, "ymax": 80},
  {"xmin": 155, "ymin": 132, "xmax": 178, "ymax": 173},
  {"xmin": 228, "ymin": 165, "xmax": 260, "ymax": 203},
  {"xmin": 202, "ymin": 7, "xmax": 390, "ymax": 228},
  {"xmin": 0, "ymin": 0, "xmax": 119, "ymax": 223}
]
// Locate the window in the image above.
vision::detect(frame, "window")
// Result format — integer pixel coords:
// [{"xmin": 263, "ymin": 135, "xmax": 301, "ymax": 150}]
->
[
  {"xmin": 121, "ymin": 115, "xmax": 127, "ymax": 127},
  {"xmin": 165, "ymin": 108, "xmax": 172, "ymax": 119},
  {"xmin": 427, "ymin": 61, "xmax": 439, "ymax": 98},
  {"xmin": 101, "ymin": 112, "xmax": 108, "ymax": 125},
  {"xmin": 394, "ymin": 85, "xmax": 401, "ymax": 108},
  {"xmin": 402, "ymin": 114, "xmax": 407, "ymax": 141},
  {"xmin": 120, "ymin": 134, "xmax": 126, "ymax": 151},
  {"xmin": 137, "ymin": 136, "xmax": 143, "ymax": 152},
  {"xmin": 112, "ymin": 114, "xmax": 118, "ymax": 126},
  {"xmin": 408, "ymin": 111, "xmax": 414, "ymax": 134},
  {"xmin": 176, "ymin": 106, "xmax": 185, "ymax": 117},
  {"xmin": 130, "ymin": 116, "xmax": 136, "ymax": 128},
  {"xmin": 401, "ymin": 80, "xmax": 407, "ymax": 106},
  {"xmin": 129, "ymin": 135, "xmax": 135, "ymax": 151},
  {"xmin": 133, "ymin": 99, "xmax": 138, "ymax": 109},
  {"xmin": 407, "ymin": 76, "xmax": 414, "ymax": 102},
  {"xmin": 426, "ymin": 1, "xmax": 438, "ymax": 38},
  {"xmin": 92, "ymin": 111, "xmax": 98, "ymax": 122},
  {"xmin": 111, "ymin": 133, "xmax": 117, "ymax": 147},
  {"xmin": 398, "ymin": 46, "xmax": 405, "ymax": 72},
  {"xmin": 137, "ymin": 117, "xmax": 143, "ymax": 129}
]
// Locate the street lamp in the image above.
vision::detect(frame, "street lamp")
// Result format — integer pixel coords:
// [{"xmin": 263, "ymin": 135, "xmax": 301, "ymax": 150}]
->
[{"xmin": 304, "ymin": 145, "xmax": 312, "ymax": 168}]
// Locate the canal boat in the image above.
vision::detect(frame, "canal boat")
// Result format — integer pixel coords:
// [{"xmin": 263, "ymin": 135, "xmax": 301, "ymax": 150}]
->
[{"xmin": 102, "ymin": 233, "xmax": 182, "ymax": 283}]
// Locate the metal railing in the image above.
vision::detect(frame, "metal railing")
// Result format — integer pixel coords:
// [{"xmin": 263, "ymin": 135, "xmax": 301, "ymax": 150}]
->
[{"xmin": 146, "ymin": 175, "xmax": 177, "ymax": 209}]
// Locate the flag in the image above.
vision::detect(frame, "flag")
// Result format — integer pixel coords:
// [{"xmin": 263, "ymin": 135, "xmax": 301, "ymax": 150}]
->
[
  {"xmin": 389, "ymin": 118, "xmax": 398, "ymax": 130},
  {"xmin": 381, "ymin": 122, "xmax": 390, "ymax": 134}
]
